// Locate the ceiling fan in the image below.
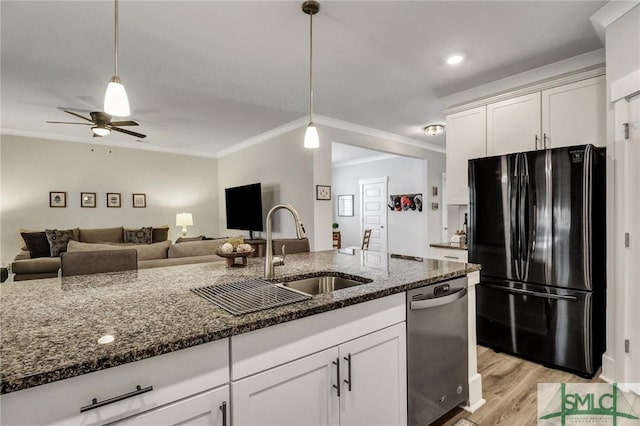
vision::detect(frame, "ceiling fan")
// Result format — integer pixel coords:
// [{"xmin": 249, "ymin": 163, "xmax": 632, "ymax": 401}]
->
[{"xmin": 46, "ymin": 110, "xmax": 146, "ymax": 139}]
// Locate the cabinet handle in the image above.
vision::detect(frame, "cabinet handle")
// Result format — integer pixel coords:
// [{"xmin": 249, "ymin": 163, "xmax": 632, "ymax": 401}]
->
[
  {"xmin": 80, "ymin": 385, "xmax": 153, "ymax": 412},
  {"xmin": 343, "ymin": 354, "xmax": 352, "ymax": 391},
  {"xmin": 444, "ymin": 255, "xmax": 460, "ymax": 260},
  {"xmin": 220, "ymin": 401, "xmax": 227, "ymax": 426},
  {"xmin": 535, "ymin": 134, "xmax": 539, "ymax": 150},
  {"xmin": 543, "ymin": 133, "xmax": 548, "ymax": 149},
  {"xmin": 332, "ymin": 358, "xmax": 341, "ymax": 397}
]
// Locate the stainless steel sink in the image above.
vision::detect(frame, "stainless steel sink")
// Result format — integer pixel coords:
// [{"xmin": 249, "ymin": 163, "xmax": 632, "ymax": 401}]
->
[{"xmin": 278, "ymin": 274, "xmax": 372, "ymax": 295}]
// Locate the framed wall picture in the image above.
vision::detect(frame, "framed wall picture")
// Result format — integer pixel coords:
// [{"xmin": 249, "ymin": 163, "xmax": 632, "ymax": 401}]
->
[
  {"xmin": 106, "ymin": 192, "xmax": 121, "ymax": 208},
  {"xmin": 316, "ymin": 185, "xmax": 331, "ymax": 200},
  {"xmin": 132, "ymin": 193, "xmax": 146, "ymax": 208},
  {"xmin": 49, "ymin": 191, "xmax": 67, "ymax": 208},
  {"xmin": 338, "ymin": 194, "xmax": 354, "ymax": 217},
  {"xmin": 81, "ymin": 192, "xmax": 96, "ymax": 208}
]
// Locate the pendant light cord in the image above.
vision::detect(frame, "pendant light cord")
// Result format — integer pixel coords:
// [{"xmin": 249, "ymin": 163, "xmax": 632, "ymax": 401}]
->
[
  {"xmin": 309, "ymin": 9, "xmax": 313, "ymax": 123},
  {"xmin": 114, "ymin": 0, "xmax": 119, "ymax": 77}
]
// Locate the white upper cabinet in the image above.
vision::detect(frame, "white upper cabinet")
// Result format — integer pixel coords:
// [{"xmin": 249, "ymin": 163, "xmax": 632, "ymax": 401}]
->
[
  {"xmin": 542, "ymin": 75, "xmax": 606, "ymax": 148},
  {"xmin": 487, "ymin": 92, "xmax": 542, "ymax": 156},
  {"xmin": 445, "ymin": 106, "xmax": 486, "ymax": 205}
]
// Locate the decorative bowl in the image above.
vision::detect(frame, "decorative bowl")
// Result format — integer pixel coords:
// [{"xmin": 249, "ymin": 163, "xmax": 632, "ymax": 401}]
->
[{"xmin": 215, "ymin": 249, "xmax": 255, "ymax": 267}]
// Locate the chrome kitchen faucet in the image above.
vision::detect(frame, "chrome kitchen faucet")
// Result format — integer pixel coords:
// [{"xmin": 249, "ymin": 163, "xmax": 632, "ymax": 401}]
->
[{"xmin": 264, "ymin": 204, "xmax": 306, "ymax": 279}]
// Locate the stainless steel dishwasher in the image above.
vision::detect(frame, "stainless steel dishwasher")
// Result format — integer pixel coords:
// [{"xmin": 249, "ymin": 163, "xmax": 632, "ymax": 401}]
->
[{"xmin": 407, "ymin": 276, "xmax": 469, "ymax": 426}]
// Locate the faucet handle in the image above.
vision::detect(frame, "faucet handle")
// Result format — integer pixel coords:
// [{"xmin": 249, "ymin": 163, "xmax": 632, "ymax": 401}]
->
[{"xmin": 273, "ymin": 245, "xmax": 286, "ymax": 267}]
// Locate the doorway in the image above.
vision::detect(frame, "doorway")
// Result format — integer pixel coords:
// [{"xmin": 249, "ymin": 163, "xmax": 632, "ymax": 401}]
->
[{"xmin": 359, "ymin": 177, "xmax": 388, "ymax": 253}]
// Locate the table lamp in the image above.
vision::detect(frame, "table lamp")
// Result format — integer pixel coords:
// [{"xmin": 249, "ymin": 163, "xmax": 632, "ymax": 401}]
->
[{"xmin": 176, "ymin": 213, "xmax": 193, "ymax": 237}]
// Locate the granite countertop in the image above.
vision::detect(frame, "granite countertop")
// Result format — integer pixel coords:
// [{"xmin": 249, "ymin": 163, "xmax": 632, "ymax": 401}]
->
[
  {"xmin": 1, "ymin": 250, "xmax": 479, "ymax": 394},
  {"xmin": 430, "ymin": 242, "xmax": 468, "ymax": 251}
]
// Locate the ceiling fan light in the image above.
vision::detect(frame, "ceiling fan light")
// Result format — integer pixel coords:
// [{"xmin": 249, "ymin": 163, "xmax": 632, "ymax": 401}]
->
[
  {"xmin": 92, "ymin": 126, "xmax": 111, "ymax": 137},
  {"xmin": 104, "ymin": 76, "xmax": 130, "ymax": 117},
  {"xmin": 304, "ymin": 122, "xmax": 319, "ymax": 149}
]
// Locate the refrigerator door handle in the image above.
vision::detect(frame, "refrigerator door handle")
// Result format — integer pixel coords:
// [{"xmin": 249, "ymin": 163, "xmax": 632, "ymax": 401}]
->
[
  {"xmin": 511, "ymin": 154, "xmax": 521, "ymax": 281},
  {"xmin": 583, "ymin": 145, "xmax": 593, "ymax": 291},
  {"xmin": 482, "ymin": 283, "xmax": 578, "ymax": 302}
]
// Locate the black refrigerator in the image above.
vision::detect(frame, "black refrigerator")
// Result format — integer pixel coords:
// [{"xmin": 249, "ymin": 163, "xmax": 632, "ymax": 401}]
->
[{"xmin": 468, "ymin": 144, "xmax": 606, "ymax": 377}]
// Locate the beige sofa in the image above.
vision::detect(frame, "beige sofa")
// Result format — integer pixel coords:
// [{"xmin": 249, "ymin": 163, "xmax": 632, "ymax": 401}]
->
[{"xmin": 11, "ymin": 227, "xmax": 227, "ymax": 281}]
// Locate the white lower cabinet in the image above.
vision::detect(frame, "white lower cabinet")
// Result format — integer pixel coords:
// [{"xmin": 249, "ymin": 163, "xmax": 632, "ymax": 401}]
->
[
  {"xmin": 0, "ymin": 340, "xmax": 229, "ymax": 426},
  {"xmin": 114, "ymin": 385, "xmax": 229, "ymax": 426},
  {"xmin": 232, "ymin": 323, "xmax": 406, "ymax": 426},
  {"xmin": 339, "ymin": 323, "xmax": 407, "ymax": 426},
  {"xmin": 233, "ymin": 348, "xmax": 340, "ymax": 426}
]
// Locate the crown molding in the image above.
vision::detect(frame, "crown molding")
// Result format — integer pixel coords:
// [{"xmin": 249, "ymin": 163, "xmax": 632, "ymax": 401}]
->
[
  {"xmin": 591, "ymin": 1, "xmax": 640, "ymax": 43},
  {"xmin": 445, "ymin": 65, "xmax": 605, "ymax": 116},
  {"xmin": 215, "ymin": 117, "xmax": 309, "ymax": 158},
  {"xmin": 314, "ymin": 115, "xmax": 446, "ymax": 154},
  {"xmin": 0, "ymin": 128, "xmax": 218, "ymax": 159}
]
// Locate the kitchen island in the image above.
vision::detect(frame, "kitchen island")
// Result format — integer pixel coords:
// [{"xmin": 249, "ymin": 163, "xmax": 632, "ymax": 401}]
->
[{"xmin": 1, "ymin": 249, "xmax": 483, "ymax": 425}]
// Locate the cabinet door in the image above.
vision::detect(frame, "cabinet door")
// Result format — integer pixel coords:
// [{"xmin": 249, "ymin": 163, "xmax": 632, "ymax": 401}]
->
[
  {"xmin": 446, "ymin": 106, "xmax": 486, "ymax": 204},
  {"xmin": 487, "ymin": 92, "xmax": 541, "ymax": 156},
  {"xmin": 115, "ymin": 386, "xmax": 229, "ymax": 426},
  {"xmin": 339, "ymin": 323, "xmax": 407, "ymax": 426},
  {"xmin": 542, "ymin": 75, "xmax": 606, "ymax": 148},
  {"xmin": 233, "ymin": 347, "xmax": 340, "ymax": 426}
]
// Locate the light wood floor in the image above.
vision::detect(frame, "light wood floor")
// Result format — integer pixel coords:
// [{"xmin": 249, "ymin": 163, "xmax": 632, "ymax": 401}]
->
[{"xmin": 432, "ymin": 346, "xmax": 603, "ymax": 426}]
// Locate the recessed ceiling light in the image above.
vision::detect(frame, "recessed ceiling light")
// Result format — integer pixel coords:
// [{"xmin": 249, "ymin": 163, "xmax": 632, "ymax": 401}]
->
[
  {"xmin": 424, "ymin": 124, "xmax": 445, "ymax": 136},
  {"xmin": 446, "ymin": 55, "xmax": 464, "ymax": 65}
]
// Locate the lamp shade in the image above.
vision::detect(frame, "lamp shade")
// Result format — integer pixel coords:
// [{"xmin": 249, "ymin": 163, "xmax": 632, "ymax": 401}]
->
[
  {"xmin": 304, "ymin": 123, "xmax": 319, "ymax": 149},
  {"xmin": 104, "ymin": 76, "xmax": 130, "ymax": 117},
  {"xmin": 176, "ymin": 213, "xmax": 193, "ymax": 227}
]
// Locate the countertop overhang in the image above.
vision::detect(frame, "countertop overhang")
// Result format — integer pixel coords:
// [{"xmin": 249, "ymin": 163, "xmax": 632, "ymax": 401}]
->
[{"xmin": 1, "ymin": 250, "xmax": 479, "ymax": 394}]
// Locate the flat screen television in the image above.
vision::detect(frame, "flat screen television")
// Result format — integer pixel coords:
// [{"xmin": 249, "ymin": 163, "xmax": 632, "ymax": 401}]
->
[{"xmin": 225, "ymin": 183, "xmax": 264, "ymax": 237}]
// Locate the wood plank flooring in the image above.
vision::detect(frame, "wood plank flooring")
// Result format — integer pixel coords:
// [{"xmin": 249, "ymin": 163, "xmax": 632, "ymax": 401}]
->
[{"xmin": 432, "ymin": 346, "xmax": 603, "ymax": 426}]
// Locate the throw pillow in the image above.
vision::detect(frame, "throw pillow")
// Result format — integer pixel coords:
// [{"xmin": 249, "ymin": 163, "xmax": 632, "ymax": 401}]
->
[
  {"xmin": 152, "ymin": 226, "xmax": 170, "ymax": 243},
  {"xmin": 20, "ymin": 232, "xmax": 51, "ymax": 258},
  {"xmin": 45, "ymin": 229, "xmax": 76, "ymax": 257},
  {"xmin": 124, "ymin": 227, "xmax": 153, "ymax": 244}
]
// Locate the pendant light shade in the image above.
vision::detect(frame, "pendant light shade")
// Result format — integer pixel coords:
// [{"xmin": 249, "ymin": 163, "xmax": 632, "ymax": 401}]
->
[
  {"xmin": 304, "ymin": 122, "xmax": 319, "ymax": 148},
  {"xmin": 104, "ymin": 0, "xmax": 130, "ymax": 117},
  {"xmin": 303, "ymin": 1, "xmax": 320, "ymax": 149},
  {"xmin": 104, "ymin": 76, "xmax": 130, "ymax": 117}
]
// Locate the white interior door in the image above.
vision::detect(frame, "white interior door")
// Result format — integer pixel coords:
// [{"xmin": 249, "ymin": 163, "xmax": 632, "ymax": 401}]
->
[{"xmin": 359, "ymin": 177, "xmax": 388, "ymax": 253}]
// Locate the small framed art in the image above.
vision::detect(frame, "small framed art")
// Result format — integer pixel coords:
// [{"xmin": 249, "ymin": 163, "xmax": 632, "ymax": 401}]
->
[
  {"xmin": 132, "ymin": 193, "xmax": 146, "ymax": 208},
  {"xmin": 316, "ymin": 185, "xmax": 331, "ymax": 201},
  {"xmin": 50, "ymin": 191, "xmax": 67, "ymax": 208},
  {"xmin": 81, "ymin": 192, "xmax": 96, "ymax": 208},
  {"xmin": 106, "ymin": 192, "xmax": 121, "ymax": 208}
]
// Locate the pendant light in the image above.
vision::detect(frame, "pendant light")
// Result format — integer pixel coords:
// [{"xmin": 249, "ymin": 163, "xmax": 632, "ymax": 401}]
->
[
  {"xmin": 303, "ymin": 1, "xmax": 320, "ymax": 149},
  {"xmin": 104, "ymin": 0, "xmax": 130, "ymax": 117}
]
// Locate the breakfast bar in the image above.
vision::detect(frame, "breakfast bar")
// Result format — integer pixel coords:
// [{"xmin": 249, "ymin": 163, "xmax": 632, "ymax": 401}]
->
[{"xmin": 1, "ymin": 250, "xmax": 482, "ymax": 425}]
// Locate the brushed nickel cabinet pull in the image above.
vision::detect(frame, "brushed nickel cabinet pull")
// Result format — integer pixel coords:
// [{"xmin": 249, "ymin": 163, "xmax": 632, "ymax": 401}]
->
[{"xmin": 220, "ymin": 401, "xmax": 227, "ymax": 426}]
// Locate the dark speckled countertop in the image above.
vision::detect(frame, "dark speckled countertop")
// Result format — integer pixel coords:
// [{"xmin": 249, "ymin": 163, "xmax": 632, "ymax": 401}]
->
[{"xmin": 1, "ymin": 250, "xmax": 479, "ymax": 394}]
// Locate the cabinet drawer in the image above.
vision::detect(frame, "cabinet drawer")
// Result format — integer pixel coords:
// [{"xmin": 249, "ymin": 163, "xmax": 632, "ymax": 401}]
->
[
  {"xmin": 0, "ymin": 339, "xmax": 229, "ymax": 426},
  {"xmin": 429, "ymin": 247, "xmax": 468, "ymax": 263}
]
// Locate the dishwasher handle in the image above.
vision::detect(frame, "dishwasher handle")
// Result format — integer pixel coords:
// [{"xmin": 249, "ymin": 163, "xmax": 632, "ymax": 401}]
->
[{"xmin": 410, "ymin": 287, "xmax": 467, "ymax": 310}]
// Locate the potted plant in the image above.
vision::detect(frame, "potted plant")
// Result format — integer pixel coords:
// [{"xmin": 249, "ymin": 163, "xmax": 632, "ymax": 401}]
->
[{"xmin": 332, "ymin": 222, "xmax": 339, "ymax": 231}]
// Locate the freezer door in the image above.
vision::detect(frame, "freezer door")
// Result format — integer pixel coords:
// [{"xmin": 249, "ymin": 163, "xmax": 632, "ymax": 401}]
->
[
  {"xmin": 521, "ymin": 145, "xmax": 605, "ymax": 291},
  {"xmin": 468, "ymin": 154, "xmax": 520, "ymax": 281},
  {"xmin": 475, "ymin": 279, "xmax": 605, "ymax": 377}
]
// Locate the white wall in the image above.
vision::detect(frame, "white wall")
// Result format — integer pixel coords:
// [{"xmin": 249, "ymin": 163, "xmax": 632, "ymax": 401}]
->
[
  {"xmin": 217, "ymin": 127, "xmax": 317, "ymax": 247},
  {"xmin": 332, "ymin": 152, "xmax": 446, "ymax": 257},
  {"xmin": 602, "ymin": 4, "xmax": 640, "ymax": 385},
  {"xmin": 0, "ymin": 135, "xmax": 219, "ymax": 264}
]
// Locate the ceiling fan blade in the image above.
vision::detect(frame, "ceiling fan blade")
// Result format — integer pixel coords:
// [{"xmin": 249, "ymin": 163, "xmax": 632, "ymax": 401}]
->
[
  {"xmin": 46, "ymin": 121, "xmax": 91, "ymax": 125},
  {"xmin": 110, "ymin": 120, "xmax": 139, "ymax": 127},
  {"xmin": 64, "ymin": 110, "xmax": 94, "ymax": 122},
  {"xmin": 111, "ymin": 126, "xmax": 147, "ymax": 139}
]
